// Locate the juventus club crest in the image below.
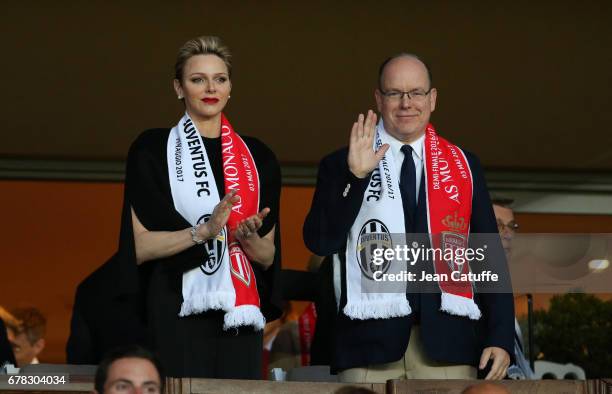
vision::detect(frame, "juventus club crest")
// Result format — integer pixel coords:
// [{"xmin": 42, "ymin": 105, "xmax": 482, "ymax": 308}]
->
[
  {"xmin": 197, "ymin": 214, "xmax": 227, "ymax": 275},
  {"xmin": 356, "ymin": 219, "xmax": 393, "ymax": 280}
]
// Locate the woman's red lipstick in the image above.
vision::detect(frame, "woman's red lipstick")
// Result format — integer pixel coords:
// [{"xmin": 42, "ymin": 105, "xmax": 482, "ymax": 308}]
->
[{"xmin": 202, "ymin": 98, "xmax": 219, "ymax": 104}]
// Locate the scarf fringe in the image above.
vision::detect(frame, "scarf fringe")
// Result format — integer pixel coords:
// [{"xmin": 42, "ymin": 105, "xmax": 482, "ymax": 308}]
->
[
  {"xmin": 343, "ymin": 299, "xmax": 412, "ymax": 320},
  {"xmin": 440, "ymin": 292, "xmax": 482, "ymax": 320},
  {"xmin": 178, "ymin": 292, "xmax": 235, "ymax": 317},
  {"xmin": 223, "ymin": 305, "xmax": 266, "ymax": 331}
]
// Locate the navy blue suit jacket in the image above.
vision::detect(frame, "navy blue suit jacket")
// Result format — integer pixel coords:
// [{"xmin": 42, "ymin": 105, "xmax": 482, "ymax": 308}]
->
[{"xmin": 303, "ymin": 146, "xmax": 515, "ymax": 371}]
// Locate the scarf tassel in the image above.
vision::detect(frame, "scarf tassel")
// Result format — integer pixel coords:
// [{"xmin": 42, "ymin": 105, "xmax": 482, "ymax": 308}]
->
[
  {"xmin": 440, "ymin": 292, "xmax": 482, "ymax": 320},
  {"xmin": 344, "ymin": 299, "xmax": 411, "ymax": 320},
  {"xmin": 179, "ymin": 292, "xmax": 236, "ymax": 317},
  {"xmin": 223, "ymin": 305, "xmax": 266, "ymax": 330}
]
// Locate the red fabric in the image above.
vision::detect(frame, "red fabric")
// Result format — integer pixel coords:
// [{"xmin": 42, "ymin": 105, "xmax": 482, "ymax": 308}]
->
[
  {"xmin": 424, "ymin": 124, "xmax": 474, "ymax": 300},
  {"xmin": 220, "ymin": 114, "xmax": 261, "ymax": 308},
  {"xmin": 298, "ymin": 303, "xmax": 317, "ymax": 366}
]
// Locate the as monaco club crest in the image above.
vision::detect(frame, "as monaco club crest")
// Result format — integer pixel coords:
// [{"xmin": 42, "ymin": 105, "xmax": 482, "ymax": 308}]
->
[
  {"xmin": 197, "ymin": 214, "xmax": 226, "ymax": 276},
  {"xmin": 356, "ymin": 219, "xmax": 393, "ymax": 280},
  {"xmin": 441, "ymin": 212, "xmax": 468, "ymax": 271},
  {"xmin": 229, "ymin": 244, "xmax": 252, "ymax": 286}
]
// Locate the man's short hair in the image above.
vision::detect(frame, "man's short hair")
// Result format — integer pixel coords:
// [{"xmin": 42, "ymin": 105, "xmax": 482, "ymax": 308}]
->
[
  {"xmin": 377, "ymin": 53, "xmax": 433, "ymax": 90},
  {"xmin": 94, "ymin": 345, "xmax": 164, "ymax": 394},
  {"xmin": 490, "ymin": 195, "xmax": 515, "ymax": 208},
  {"xmin": 10, "ymin": 308, "xmax": 46, "ymax": 345}
]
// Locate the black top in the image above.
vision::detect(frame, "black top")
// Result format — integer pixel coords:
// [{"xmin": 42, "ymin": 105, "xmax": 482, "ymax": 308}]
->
[
  {"xmin": 118, "ymin": 128, "xmax": 282, "ymax": 376},
  {"xmin": 303, "ymin": 146, "xmax": 515, "ymax": 371}
]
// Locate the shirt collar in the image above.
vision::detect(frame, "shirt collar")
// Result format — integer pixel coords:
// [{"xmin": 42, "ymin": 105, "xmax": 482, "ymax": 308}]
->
[{"xmin": 386, "ymin": 132, "xmax": 425, "ymax": 161}]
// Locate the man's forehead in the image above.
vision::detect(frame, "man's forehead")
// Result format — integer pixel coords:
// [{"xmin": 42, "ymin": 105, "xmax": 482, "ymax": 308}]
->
[
  {"xmin": 107, "ymin": 357, "xmax": 160, "ymax": 384},
  {"xmin": 493, "ymin": 204, "xmax": 515, "ymax": 219},
  {"xmin": 381, "ymin": 56, "xmax": 430, "ymax": 88}
]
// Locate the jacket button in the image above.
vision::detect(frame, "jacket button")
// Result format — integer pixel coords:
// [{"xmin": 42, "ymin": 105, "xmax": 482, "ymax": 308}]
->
[{"xmin": 342, "ymin": 183, "xmax": 351, "ymax": 197}]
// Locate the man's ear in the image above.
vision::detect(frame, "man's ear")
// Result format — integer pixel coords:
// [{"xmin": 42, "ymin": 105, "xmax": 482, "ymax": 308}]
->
[
  {"xmin": 374, "ymin": 89, "xmax": 383, "ymax": 113},
  {"xmin": 32, "ymin": 338, "xmax": 45, "ymax": 356}
]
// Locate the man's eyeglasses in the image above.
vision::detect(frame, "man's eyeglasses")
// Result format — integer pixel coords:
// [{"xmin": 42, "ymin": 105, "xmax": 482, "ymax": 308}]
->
[
  {"xmin": 497, "ymin": 219, "xmax": 519, "ymax": 233},
  {"xmin": 379, "ymin": 88, "xmax": 432, "ymax": 102}
]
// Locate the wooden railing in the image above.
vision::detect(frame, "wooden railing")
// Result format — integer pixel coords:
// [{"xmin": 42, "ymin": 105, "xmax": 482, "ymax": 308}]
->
[{"xmin": 1, "ymin": 376, "xmax": 610, "ymax": 394}]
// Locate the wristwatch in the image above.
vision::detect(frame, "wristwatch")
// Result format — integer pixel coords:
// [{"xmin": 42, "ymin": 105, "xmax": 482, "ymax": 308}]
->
[{"xmin": 191, "ymin": 224, "xmax": 205, "ymax": 245}]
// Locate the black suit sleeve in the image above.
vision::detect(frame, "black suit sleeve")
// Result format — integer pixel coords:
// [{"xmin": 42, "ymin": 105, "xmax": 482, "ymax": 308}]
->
[
  {"xmin": 467, "ymin": 153, "xmax": 515, "ymax": 360},
  {"xmin": 66, "ymin": 286, "xmax": 95, "ymax": 365},
  {"xmin": 0, "ymin": 319, "xmax": 15, "ymax": 366},
  {"xmin": 303, "ymin": 148, "xmax": 371, "ymax": 256}
]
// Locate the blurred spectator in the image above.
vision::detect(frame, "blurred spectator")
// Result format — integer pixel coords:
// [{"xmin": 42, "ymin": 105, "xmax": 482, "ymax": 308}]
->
[
  {"xmin": 462, "ymin": 382, "xmax": 510, "ymax": 394},
  {"xmin": 66, "ymin": 254, "xmax": 149, "ymax": 364},
  {"xmin": 0, "ymin": 307, "xmax": 18, "ymax": 366},
  {"xmin": 492, "ymin": 196, "xmax": 534, "ymax": 380},
  {"xmin": 6, "ymin": 307, "xmax": 46, "ymax": 367}
]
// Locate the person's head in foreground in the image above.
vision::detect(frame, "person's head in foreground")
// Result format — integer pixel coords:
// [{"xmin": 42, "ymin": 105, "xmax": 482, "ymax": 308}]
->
[
  {"xmin": 94, "ymin": 345, "xmax": 164, "ymax": 394},
  {"xmin": 462, "ymin": 382, "xmax": 510, "ymax": 394}
]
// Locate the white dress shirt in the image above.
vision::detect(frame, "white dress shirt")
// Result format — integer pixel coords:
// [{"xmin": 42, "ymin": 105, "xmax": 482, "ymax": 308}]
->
[{"xmin": 386, "ymin": 133, "xmax": 425, "ymax": 202}]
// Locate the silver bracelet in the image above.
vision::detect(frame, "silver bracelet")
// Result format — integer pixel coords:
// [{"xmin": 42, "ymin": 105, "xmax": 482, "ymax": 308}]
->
[{"xmin": 190, "ymin": 224, "xmax": 205, "ymax": 245}]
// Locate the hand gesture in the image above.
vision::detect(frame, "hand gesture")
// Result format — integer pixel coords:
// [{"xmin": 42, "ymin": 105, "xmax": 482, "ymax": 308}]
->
[
  {"xmin": 234, "ymin": 208, "xmax": 270, "ymax": 242},
  {"xmin": 347, "ymin": 110, "xmax": 389, "ymax": 178},
  {"xmin": 479, "ymin": 346, "xmax": 510, "ymax": 380},
  {"xmin": 197, "ymin": 189, "xmax": 239, "ymax": 240}
]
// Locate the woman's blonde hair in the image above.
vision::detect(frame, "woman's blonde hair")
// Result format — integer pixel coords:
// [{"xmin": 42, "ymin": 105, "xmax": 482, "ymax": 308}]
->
[{"xmin": 174, "ymin": 36, "xmax": 232, "ymax": 82}]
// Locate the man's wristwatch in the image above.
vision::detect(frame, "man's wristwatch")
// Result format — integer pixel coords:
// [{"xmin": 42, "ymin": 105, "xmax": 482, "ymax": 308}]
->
[{"xmin": 191, "ymin": 224, "xmax": 206, "ymax": 245}]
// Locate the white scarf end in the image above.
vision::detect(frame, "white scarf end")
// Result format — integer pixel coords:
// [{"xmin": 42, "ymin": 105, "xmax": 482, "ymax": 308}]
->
[
  {"xmin": 179, "ymin": 292, "xmax": 235, "ymax": 317},
  {"xmin": 343, "ymin": 299, "xmax": 412, "ymax": 320},
  {"xmin": 440, "ymin": 292, "xmax": 482, "ymax": 320},
  {"xmin": 223, "ymin": 305, "xmax": 266, "ymax": 331}
]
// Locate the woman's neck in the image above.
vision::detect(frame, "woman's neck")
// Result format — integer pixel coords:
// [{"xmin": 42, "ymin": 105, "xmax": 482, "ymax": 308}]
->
[{"xmin": 191, "ymin": 113, "xmax": 221, "ymax": 138}]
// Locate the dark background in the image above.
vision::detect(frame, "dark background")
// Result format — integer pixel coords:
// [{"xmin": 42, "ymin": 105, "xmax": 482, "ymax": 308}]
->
[{"xmin": 2, "ymin": 1, "xmax": 611, "ymax": 170}]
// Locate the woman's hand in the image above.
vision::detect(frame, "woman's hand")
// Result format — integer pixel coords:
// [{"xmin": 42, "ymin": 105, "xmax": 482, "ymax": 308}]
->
[
  {"xmin": 234, "ymin": 208, "xmax": 275, "ymax": 270},
  {"xmin": 196, "ymin": 189, "xmax": 240, "ymax": 241},
  {"xmin": 235, "ymin": 208, "xmax": 270, "ymax": 241}
]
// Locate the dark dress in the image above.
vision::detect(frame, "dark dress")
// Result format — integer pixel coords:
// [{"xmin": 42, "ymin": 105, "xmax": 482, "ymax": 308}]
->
[{"xmin": 121, "ymin": 128, "xmax": 282, "ymax": 378}]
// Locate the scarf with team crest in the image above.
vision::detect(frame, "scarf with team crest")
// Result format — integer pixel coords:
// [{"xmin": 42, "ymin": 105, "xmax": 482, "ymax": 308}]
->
[{"xmin": 168, "ymin": 112, "xmax": 265, "ymax": 330}]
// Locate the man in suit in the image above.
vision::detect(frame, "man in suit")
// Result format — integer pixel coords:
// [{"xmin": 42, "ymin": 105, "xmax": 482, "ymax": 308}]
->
[
  {"xmin": 492, "ymin": 197, "xmax": 535, "ymax": 379},
  {"xmin": 303, "ymin": 53, "xmax": 514, "ymax": 382},
  {"xmin": 67, "ymin": 254, "xmax": 149, "ymax": 364}
]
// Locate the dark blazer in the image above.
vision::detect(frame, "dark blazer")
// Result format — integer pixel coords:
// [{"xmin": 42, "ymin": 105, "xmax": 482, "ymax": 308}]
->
[
  {"xmin": 303, "ymin": 146, "xmax": 515, "ymax": 371},
  {"xmin": 0, "ymin": 318, "xmax": 16, "ymax": 366},
  {"xmin": 66, "ymin": 254, "xmax": 149, "ymax": 364}
]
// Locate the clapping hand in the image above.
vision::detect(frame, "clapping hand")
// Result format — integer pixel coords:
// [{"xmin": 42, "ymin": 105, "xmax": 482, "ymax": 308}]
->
[
  {"xmin": 196, "ymin": 189, "xmax": 239, "ymax": 240},
  {"xmin": 347, "ymin": 110, "xmax": 389, "ymax": 178},
  {"xmin": 234, "ymin": 208, "xmax": 270, "ymax": 242}
]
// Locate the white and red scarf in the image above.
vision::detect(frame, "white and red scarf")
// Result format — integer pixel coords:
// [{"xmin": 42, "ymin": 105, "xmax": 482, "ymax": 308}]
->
[
  {"xmin": 168, "ymin": 112, "xmax": 265, "ymax": 330},
  {"xmin": 336, "ymin": 121, "xmax": 481, "ymax": 320}
]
